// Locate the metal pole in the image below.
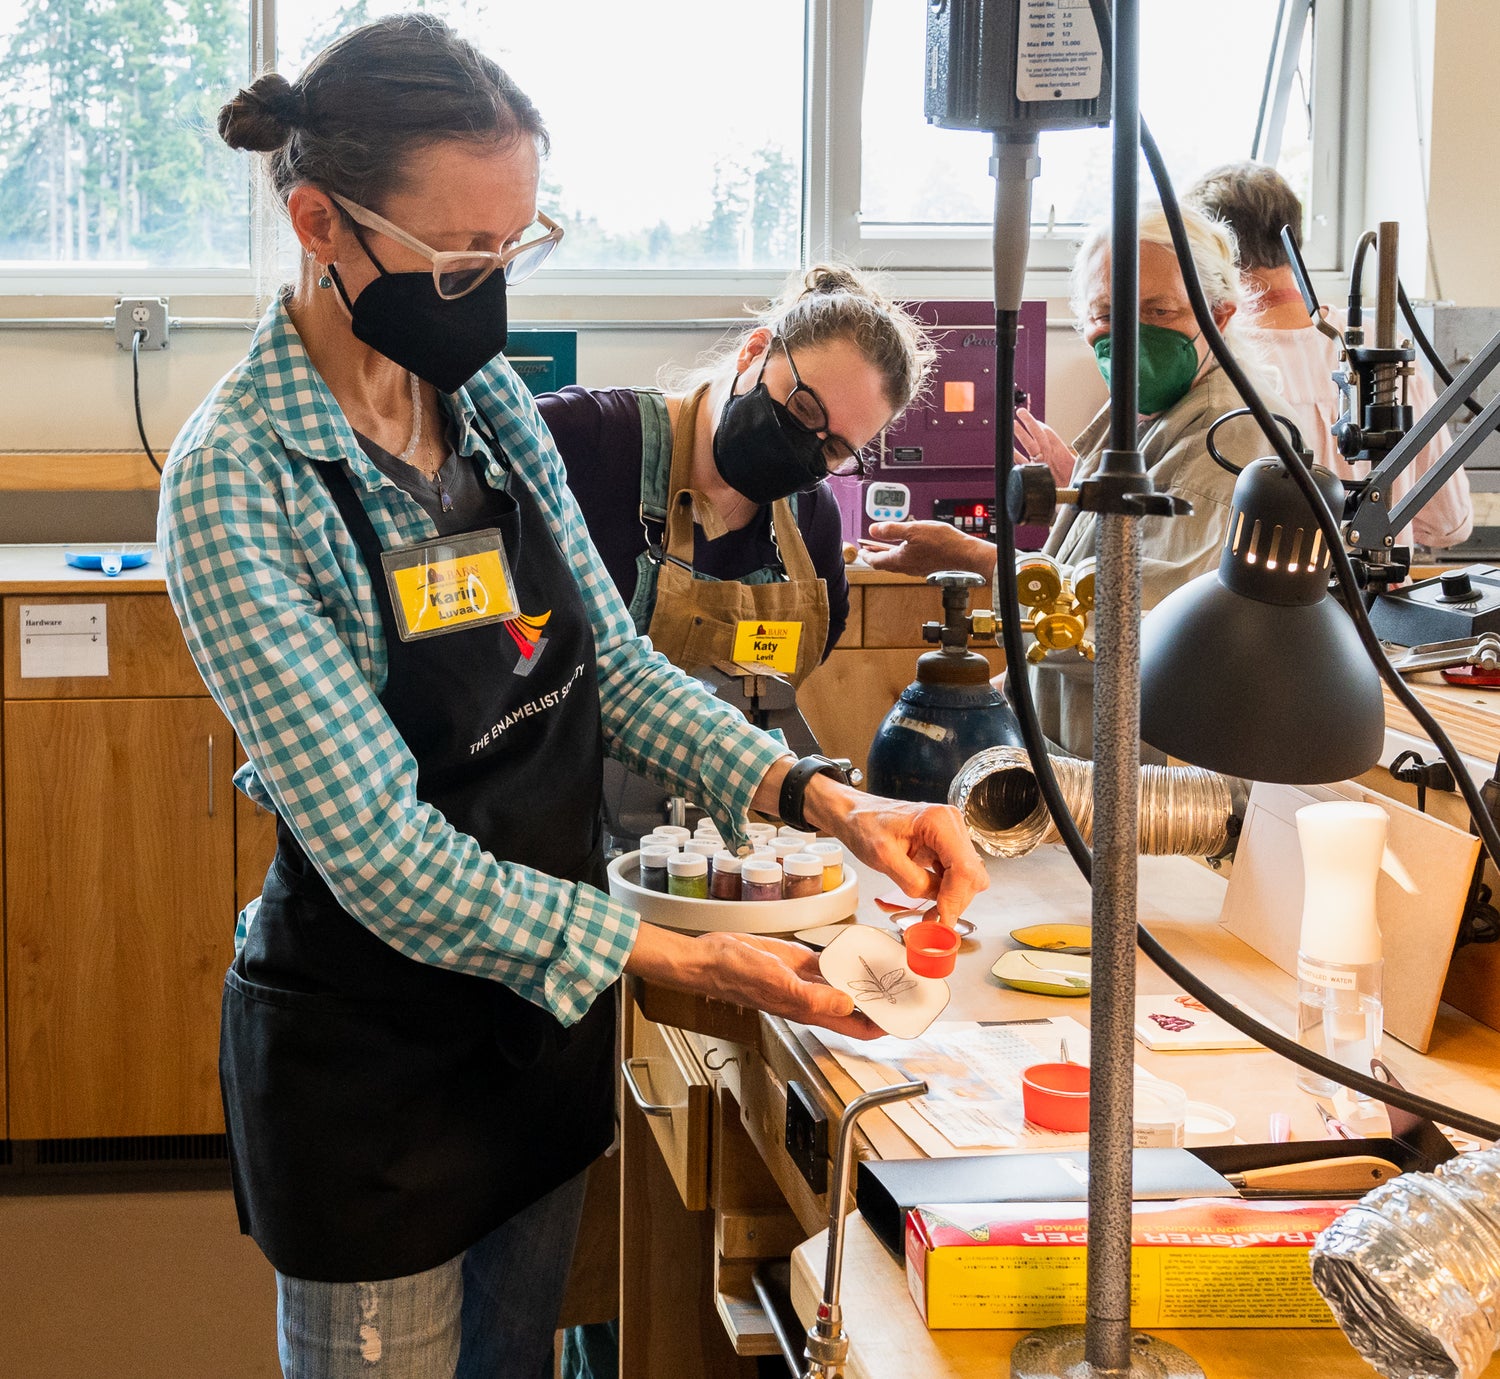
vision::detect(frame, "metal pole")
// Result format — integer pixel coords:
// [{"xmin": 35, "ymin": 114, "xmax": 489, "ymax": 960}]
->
[
  {"xmin": 1083, "ymin": 517, "xmax": 1142, "ymax": 1377},
  {"xmin": 1082, "ymin": 0, "xmax": 1142, "ymax": 1371},
  {"xmin": 803, "ymin": 1080, "xmax": 927, "ymax": 1379}
]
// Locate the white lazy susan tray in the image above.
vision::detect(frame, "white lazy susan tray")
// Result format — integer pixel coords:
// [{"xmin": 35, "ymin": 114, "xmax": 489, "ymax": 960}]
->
[{"xmin": 606, "ymin": 850, "xmax": 859, "ymax": 935}]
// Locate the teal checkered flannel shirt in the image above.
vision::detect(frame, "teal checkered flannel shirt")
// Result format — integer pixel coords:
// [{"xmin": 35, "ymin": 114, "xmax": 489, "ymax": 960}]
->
[{"xmin": 159, "ymin": 296, "xmax": 789, "ymax": 1025}]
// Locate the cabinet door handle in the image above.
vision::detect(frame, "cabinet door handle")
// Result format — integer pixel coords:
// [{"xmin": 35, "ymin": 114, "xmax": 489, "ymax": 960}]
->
[
  {"xmin": 620, "ymin": 1057, "xmax": 673, "ymax": 1118},
  {"xmin": 207, "ymin": 734, "xmax": 215, "ymax": 818}
]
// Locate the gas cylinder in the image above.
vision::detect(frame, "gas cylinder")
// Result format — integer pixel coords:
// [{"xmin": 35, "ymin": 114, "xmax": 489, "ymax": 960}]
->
[{"xmin": 866, "ymin": 570, "xmax": 1025, "ymax": 802}]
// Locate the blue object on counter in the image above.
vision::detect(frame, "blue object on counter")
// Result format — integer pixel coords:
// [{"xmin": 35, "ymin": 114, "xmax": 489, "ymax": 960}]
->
[{"xmin": 64, "ymin": 547, "xmax": 153, "ymax": 577}]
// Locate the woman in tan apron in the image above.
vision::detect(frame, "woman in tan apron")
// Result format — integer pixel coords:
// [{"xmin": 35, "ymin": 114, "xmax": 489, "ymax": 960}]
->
[
  {"xmin": 542, "ymin": 266, "xmax": 938, "ymax": 1379},
  {"xmin": 541, "ymin": 263, "xmax": 938, "ymax": 688}
]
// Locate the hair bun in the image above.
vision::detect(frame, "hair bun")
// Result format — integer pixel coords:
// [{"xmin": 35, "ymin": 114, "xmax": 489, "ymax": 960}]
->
[
  {"xmin": 803, "ymin": 264, "xmax": 865, "ymax": 298},
  {"xmin": 218, "ymin": 74, "xmax": 307, "ymax": 152}
]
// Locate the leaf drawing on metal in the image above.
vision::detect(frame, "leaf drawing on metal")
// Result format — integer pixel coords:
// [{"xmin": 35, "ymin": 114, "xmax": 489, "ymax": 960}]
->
[{"xmin": 849, "ymin": 956, "xmax": 918, "ymax": 1005}]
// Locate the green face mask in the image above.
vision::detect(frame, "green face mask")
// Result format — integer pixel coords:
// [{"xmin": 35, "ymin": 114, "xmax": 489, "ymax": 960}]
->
[{"xmin": 1093, "ymin": 322, "xmax": 1202, "ymax": 415}]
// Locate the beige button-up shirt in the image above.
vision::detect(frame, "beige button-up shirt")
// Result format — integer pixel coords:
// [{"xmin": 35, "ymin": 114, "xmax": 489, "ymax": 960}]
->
[{"xmin": 1025, "ymin": 364, "xmax": 1292, "ymax": 758}]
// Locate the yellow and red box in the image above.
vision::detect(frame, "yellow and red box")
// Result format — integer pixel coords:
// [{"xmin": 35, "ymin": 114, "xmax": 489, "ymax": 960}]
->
[{"xmin": 905, "ymin": 1198, "xmax": 1350, "ymax": 1330}]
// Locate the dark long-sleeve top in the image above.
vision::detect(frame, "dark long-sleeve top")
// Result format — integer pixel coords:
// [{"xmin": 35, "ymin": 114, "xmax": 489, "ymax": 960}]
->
[{"xmin": 536, "ymin": 386, "xmax": 850, "ymax": 659}]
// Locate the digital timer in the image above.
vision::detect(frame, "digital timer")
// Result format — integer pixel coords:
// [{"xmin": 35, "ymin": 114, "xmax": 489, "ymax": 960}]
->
[{"xmin": 865, "ymin": 482, "xmax": 912, "ymax": 522}]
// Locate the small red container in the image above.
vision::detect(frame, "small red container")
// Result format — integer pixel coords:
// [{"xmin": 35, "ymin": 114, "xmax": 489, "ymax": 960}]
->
[
  {"xmin": 904, "ymin": 920, "xmax": 962, "ymax": 978},
  {"xmin": 1020, "ymin": 1061, "xmax": 1091, "ymax": 1132}
]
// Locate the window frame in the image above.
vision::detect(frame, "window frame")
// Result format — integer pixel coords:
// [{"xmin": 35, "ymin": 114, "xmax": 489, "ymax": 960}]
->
[
  {"xmin": 0, "ymin": 0, "xmax": 1362, "ymax": 306},
  {"xmin": 816, "ymin": 0, "xmax": 1361, "ymax": 284}
]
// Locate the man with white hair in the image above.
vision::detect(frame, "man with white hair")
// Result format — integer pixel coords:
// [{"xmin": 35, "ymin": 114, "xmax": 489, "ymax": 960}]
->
[{"xmin": 863, "ymin": 202, "xmax": 1290, "ymax": 756}]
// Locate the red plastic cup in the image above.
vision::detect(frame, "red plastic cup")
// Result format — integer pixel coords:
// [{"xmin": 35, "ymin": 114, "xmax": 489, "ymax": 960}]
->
[
  {"xmin": 904, "ymin": 920, "xmax": 962, "ymax": 978},
  {"xmin": 1021, "ymin": 1061, "xmax": 1091, "ymax": 1132}
]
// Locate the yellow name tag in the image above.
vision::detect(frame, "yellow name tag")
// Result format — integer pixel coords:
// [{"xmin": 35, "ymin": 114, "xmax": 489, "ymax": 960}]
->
[
  {"xmin": 380, "ymin": 531, "xmax": 518, "ymax": 642},
  {"xmin": 732, "ymin": 619, "xmax": 803, "ymax": 674}
]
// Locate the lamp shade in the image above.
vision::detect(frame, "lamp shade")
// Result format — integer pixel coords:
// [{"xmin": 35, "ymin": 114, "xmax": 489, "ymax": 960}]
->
[{"xmin": 1140, "ymin": 458, "xmax": 1385, "ymax": 783}]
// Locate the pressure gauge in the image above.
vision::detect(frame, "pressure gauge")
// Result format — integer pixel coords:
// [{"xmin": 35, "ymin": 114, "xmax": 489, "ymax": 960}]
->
[{"xmin": 865, "ymin": 482, "xmax": 912, "ymax": 522}]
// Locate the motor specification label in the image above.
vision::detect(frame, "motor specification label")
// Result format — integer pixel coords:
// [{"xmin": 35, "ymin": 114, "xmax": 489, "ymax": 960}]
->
[{"xmin": 1017, "ymin": 0, "xmax": 1104, "ymax": 103}]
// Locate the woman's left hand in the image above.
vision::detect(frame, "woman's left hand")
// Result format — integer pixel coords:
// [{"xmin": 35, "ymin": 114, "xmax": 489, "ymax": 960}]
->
[{"xmin": 802, "ymin": 780, "xmax": 990, "ymax": 927}]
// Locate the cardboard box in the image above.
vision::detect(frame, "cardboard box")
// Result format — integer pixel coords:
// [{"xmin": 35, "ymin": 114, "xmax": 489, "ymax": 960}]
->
[{"xmin": 905, "ymin": 1199, "xmax": 1350, "ymax": 1329}]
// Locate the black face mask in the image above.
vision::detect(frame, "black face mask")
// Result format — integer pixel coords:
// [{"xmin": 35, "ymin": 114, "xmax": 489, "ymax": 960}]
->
[
  {"xmin": 711, "ymin": 379, "xmax": 828, "ymax": 505},
  {"xmin": 329, "ymin": 259, "xmax": 508, "ymax": 395}
]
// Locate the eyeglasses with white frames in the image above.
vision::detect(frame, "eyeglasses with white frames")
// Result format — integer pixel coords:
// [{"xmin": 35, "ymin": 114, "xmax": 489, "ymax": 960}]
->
[{"xmin": 330, "ymin": 193, "xmax": 564, "ymax": 298}]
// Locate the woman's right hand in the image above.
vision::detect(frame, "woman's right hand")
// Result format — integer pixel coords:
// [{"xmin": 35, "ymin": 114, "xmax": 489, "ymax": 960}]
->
[{"xmin": 623, "ymin": 923, "xmax": 882, "ymax": 1040}]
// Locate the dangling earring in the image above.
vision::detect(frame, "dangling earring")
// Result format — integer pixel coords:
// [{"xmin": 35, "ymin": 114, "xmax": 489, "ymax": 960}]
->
[{"xmin": 317, "ymin": 267, "xmax": 333, "ymax": 290}]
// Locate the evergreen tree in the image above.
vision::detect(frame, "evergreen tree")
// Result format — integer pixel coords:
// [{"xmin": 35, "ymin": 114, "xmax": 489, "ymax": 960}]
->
[{"xmin": 0, "ymin": 0, "xmax": 247, "ymax": 265}]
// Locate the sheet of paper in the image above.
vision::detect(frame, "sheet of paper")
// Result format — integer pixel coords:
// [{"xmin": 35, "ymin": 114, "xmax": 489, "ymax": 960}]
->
[
  {"xmin": 19, "ymin": 603, "xmax": 108, "ymax": 678},
  {"xmin": 817, "ymin": 1018, "xmax": 1111, "ymax": 1154}
]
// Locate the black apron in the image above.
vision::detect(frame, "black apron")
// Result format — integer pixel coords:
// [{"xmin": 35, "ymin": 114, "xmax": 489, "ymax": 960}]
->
[{"xmin": 220, "ymin": 435, "xmax": 615, "ymax": 1283}]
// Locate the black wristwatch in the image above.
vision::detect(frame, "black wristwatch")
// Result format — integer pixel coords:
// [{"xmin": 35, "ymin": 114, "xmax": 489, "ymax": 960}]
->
[{"xmin": 778, "ymin": 755, "xmax": 849, "ymax": 832}]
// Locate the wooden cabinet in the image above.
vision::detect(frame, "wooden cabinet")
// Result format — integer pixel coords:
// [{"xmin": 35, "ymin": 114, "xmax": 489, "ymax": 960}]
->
[
  {"xmin": 4, "ymin": 697, "xmax": 235, "ymax": 1137},
  {"xmin": 0, "ymin": 577, "xmax": 275, "ymax": 1140}
]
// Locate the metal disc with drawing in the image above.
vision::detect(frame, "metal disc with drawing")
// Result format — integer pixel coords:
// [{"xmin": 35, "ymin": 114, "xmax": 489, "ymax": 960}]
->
[{"xmin": 818, "ymin": 924, "xmax": 950, "ymax": 1038}]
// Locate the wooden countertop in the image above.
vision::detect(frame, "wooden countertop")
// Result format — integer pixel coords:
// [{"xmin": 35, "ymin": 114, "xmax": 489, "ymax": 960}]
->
[
  {"xmin": 777, "ymin": 849, "xmax": 1500, "ymax": 1379},
  {"xmin": 0, "ymin": 543, "xmax": 166, "ymax": 593},
  {"xmin": 844, "ymin": 562, "xmax": 934, "ymax": 586}
]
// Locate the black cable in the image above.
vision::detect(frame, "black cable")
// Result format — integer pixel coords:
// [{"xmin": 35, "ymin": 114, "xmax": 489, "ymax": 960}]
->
[
  {"xmin": 1043, "ymin": 0, "xmax": 1500, "ymax": 1142},
  {"xmin": 1205, "ymin": 409, "xmax": 1306, "ymax": 479},
  {"xmin": 132, "ymin": 329, "xmax": 164, "ymax": 476},
  {"xmin": 1396, "ymin": 279, "xmax": 1486, "ymax": 420},
  {"xmin": 1347, "ymin": 229, "xmax": 1377, "ymax": 333},
  {"xmin": 993, "ymin": 309, "xmax": 1094, "ymax": 882}
]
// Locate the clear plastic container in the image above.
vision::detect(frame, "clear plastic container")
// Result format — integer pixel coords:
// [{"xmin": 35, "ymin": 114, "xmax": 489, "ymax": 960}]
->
[
  {"xmin": 741, "ymin": 860, "xmax": 783, "ymax": 903},
  {"xmin": 709, "ymin": 851, "xmax": 743, "ymax": 901},
  {"xmin": 638, "ymin": 845, "xmax": 673, "ymax": 894},
  {"xmin": 782, "ymin": 853, "xmax": 823, "ymax": 899},
  {"xmin": 805, "ymin": 839, "xmax": 845, "ymax": 891},
  {"xmin": 1295, "ymin": 953, "xmax": 1383, "ymax": 1097},
  {"xmin": 1132, "ymin": 1077, "xmax": 1188, "ymax": 1148},
  {"xmin": 666, "ymin": 852, "xmax": 708, "ymax": 899}
]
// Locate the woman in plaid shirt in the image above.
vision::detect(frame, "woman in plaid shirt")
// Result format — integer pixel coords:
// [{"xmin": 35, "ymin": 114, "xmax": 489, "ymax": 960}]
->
[{"xmin": 161, "ymin": 16, "xmax": 987, "ymax": 1377}]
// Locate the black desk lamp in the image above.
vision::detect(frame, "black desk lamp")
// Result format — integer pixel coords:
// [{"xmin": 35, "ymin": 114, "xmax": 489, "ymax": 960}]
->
[{"xmin": 1140, "ymin": 456, "xmax": 1386, "ymax": 781}]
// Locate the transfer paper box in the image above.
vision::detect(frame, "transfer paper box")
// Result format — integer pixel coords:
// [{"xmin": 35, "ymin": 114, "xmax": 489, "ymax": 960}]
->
[{"xmin": 906, "ymin": 1199, "xmax": 1349, "ymax": 1329}]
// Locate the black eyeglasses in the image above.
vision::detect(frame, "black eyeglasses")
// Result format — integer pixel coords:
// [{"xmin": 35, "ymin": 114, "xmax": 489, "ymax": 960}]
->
[{"xmin": 770, "ymin": 335, "xmax": 874, "ymax": 477}]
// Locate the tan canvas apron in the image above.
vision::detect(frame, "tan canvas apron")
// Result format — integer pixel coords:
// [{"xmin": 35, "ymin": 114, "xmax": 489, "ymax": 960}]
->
[{"xmin": 642, "ymin": 384, "xmax": 829, "ymax": 687}]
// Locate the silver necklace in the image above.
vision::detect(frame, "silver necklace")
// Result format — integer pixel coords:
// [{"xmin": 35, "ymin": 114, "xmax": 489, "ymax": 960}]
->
[
  {"xmin": 397, "ymin": 371, "xmax": 424, "ymax": 465},
  {"xmin": 397, "ymin": 373, "xmax": 452, "ymax": 511}
]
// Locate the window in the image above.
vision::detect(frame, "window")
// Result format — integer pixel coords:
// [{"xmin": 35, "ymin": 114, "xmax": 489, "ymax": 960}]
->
[
  {"xmin": 0, "ymin": 0, "xmax": 1353, "ymax": 293},
  {"xmin": 843, "ymin": 0, "xmax": 1350, "ymax": 273},
  {"xmin": 285, "ymin": 0, "xmax": 806, "ymax": 273},
  {"xmin": 0, "ymin": 0, "xmax": 250, "ymax": 273},
  {"xmin": 0, "ymin": 0, "xmax": 805, "ymax": 288}
]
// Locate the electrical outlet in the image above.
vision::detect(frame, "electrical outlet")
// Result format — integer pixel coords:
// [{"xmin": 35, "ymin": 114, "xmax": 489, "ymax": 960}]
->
[
  {"xmin": 114, "ymin": 297, "xmax": 170, "ymax": 351},
  {"xmin": 785, "ymin": 1079, "xmax": 829, "ymax": 1195}
]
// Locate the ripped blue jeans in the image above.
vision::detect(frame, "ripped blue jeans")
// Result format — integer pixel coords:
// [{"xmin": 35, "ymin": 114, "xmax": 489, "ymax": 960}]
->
[{"xmin": 275, "ymin": 1170, "xmax": 588, "ymax": 1378}]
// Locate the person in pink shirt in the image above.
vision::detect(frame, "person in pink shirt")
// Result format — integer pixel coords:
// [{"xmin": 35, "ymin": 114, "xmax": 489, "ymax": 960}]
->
[{"xmin": 1187, "ymin": 161, "xmax": 1472, "ymax": 551}]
